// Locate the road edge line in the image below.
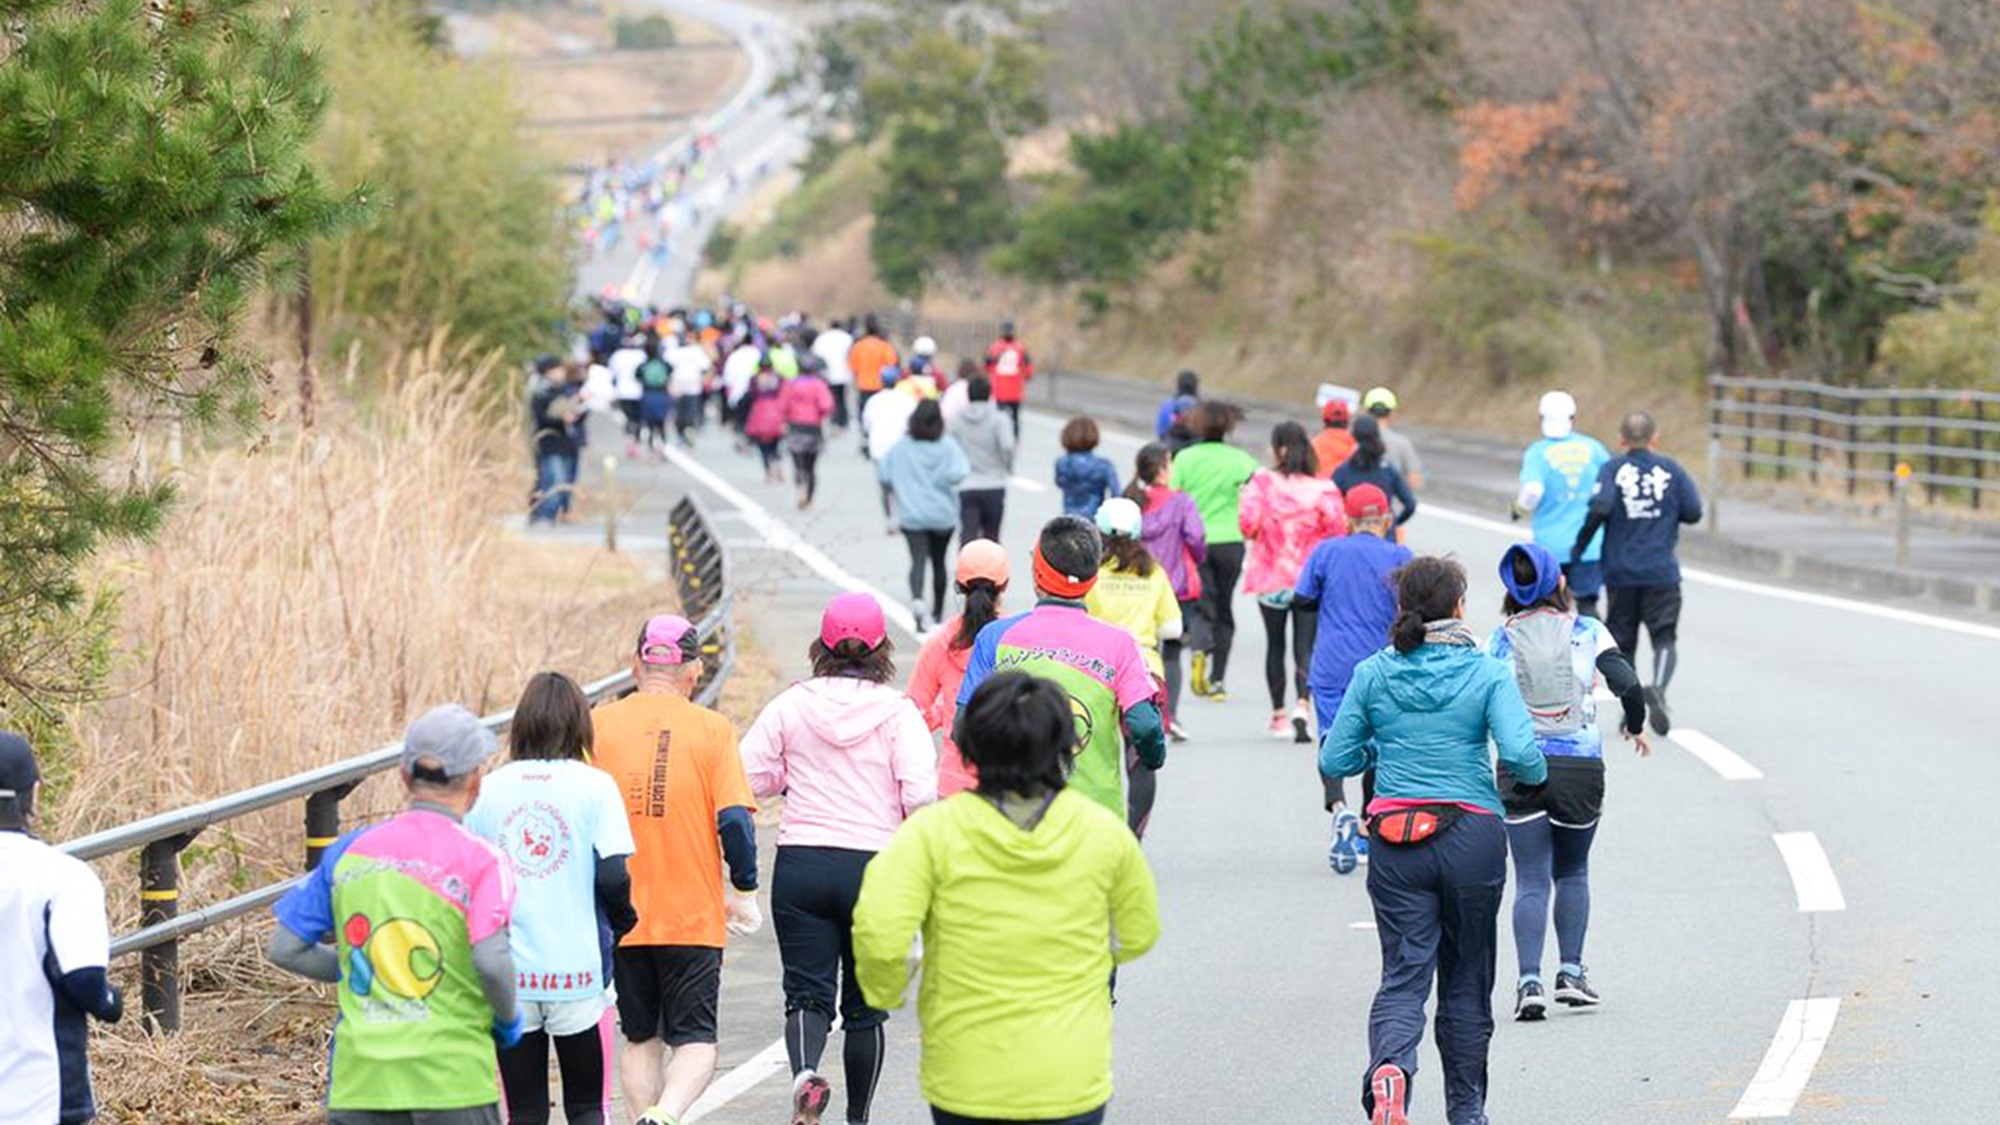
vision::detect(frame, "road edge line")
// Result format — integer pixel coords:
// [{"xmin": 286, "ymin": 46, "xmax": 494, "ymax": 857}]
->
[{"xmin": 1728, "ymin": 997, "xmax": 1842, "ymax": 1119}]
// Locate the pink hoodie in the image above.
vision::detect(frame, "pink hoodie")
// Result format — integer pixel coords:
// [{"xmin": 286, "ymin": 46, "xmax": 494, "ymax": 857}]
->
[
  {"xmin": 907, "ymin": 618, "xmax": 977, "ymax": 797},
  {"xmin": 740, "ymin": 677, "xmax": 938, "ymax": 851},
  {"xmin": 1239, "ymin": 469, "xmax": 1347, "ymax": 596}
]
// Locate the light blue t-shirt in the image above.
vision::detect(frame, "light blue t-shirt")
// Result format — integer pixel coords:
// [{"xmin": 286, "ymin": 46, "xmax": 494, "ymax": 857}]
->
[
  {"xmin": 465, "ymin": 759, "xmax": 634, "ymax": 1001},
  {"xmin": 1487, "ymin": 613, "xmax": 1615, "ymax": 760},
  {"xmin": 1521, "ymin": 434, "xmax": 1611, "ymax": 562}
]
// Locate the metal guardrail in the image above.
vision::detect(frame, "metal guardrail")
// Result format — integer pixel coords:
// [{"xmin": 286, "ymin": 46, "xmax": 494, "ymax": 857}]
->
[
  {"xmin": 1708, "ymin": 375, "xmax": 2000, "ymax": 507},
  {"xmin": 61, "ymin": 493, "xmax": 736, "ymax": 1032}
]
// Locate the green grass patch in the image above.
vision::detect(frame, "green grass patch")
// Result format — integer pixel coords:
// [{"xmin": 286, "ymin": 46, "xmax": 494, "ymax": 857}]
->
[{"xmin": 725, "ymin": 143, "xmax": 884, "ymax": 272}]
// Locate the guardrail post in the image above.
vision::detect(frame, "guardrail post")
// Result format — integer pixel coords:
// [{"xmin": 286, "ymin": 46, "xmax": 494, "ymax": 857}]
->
[
  {"xmin": 1894, "ymin": 462, "xmax": 1912, "ymax": 568},
  {"xmin": 1707, "ymin": 437, "xmax": 1723, "ymax": 537},
  {"xmin": 140, "ymin": 831, "xmax": 197, "ymax": 1033},
  {"xmin": 305, "ymin": 783, "xmax": 360, "ymax": 871},
  {"xmin": 604, "ymin": 454, "xmax": 621, "ymax": 553}
]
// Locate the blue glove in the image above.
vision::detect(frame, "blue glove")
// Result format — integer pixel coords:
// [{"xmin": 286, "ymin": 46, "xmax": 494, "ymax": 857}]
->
[{"xmin": 492, "ymin": 1012, "xmax": 525, "ymax": 1050}]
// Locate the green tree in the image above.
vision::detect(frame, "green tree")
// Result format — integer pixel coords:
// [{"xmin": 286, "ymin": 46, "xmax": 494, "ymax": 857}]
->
[{"xmin": 0, "ymin": 0, "xmax": 358, "ymax": 710}]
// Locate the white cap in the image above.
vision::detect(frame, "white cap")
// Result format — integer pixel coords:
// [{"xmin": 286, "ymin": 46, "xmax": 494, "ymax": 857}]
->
[
  {"xmin": 1538, "ymin": 390, "xmax": 1577, "ymax": 439},
  {"xmin": 1095, "ymin": 496, "xmax": 1143, "ymax": 539},
  {"xmin": 913, "ymin": 336, "xmax": 939, "ymax": 357}
]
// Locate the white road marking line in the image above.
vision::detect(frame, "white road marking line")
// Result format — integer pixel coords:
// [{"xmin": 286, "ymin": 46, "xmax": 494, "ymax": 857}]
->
[
  {"xmin": 663, "ymin": 444, "xmax": 920, "ymax": 637},
  {"xmin": 1729, "ymin": 998, "xmax": 1842, "ymax": 1119},
  {"xmin": 1772, "ymin": 832, "xmax": 1846, "ymax": 912},
  {"xmin": 1008, "ymin": 475, "xmax": 1049, "ymax": 493},
  {"xmin": 685, "ymin": 1036, "xmax": 790, "ymax": 1122},
  {"xmin": 1349, "ymin": 921, "xmax": 1377, "ymax": 930},
  {"xmin": 1671, "ymin": 729, "xmax": 1765, "ymax": 781}
]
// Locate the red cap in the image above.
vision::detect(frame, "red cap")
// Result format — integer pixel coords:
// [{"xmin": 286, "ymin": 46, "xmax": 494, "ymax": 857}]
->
[
  {"xmin": 1344, "ymin": 484, "xmax": 1391, "ymax": 519},
  {"xmin": 1321, "ymin": 399, "xmax": 1351, "ymax": 425}
]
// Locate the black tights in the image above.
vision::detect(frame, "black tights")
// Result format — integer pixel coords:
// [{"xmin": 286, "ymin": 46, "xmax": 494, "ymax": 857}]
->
[
  {"xmin": 786, "ymin": 1011, "xmax": 886, "ymax": 1124},
  {"xmin": 904, "ymin": 529, "xmax": 952, "ymax": 620},
  {"xmin": 792, "ymin": 449, "xmax": 821, "ymax": 503},
  {"xmin": 497, "ymin": 1024, "xmax": 607, "ymax": 1125},
  {"xmin": 1257, "ymin": 601, "xmax": 1317, "ymax": 711}
]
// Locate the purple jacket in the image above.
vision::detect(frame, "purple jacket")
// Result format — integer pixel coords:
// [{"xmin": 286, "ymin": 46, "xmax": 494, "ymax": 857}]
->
[{"xmin": 1139, "ymin": 485, "xmax": 1208, "ymax": 601}]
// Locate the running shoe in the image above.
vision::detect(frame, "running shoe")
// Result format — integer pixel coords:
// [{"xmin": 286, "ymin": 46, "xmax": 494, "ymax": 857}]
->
[
  {"xmin": 1290, "ymin": 700, "xmax": 1312, "ymax": 744},
  {"xmin": 790, "ymin": 1072, "xmax": 831, "ymax": 1125},
  {"xmin": 911, "ymin": 600, "xmax": 933, "ymax": 635},
  {"xmin": 1555, "ymin": 968, "xmax": 1601, "ymax": 1007},
  {"xmin": 634, "ymin": 1106, "xmax": 678, "ymax": 1125},
  {"xmin": 1167, "ymin": 719, "xmax": 1190, "ymax": 743},
  {"xmin": 1265, "ymin": 713, "xmax": 1290, "ymax": 739},
  {"xmin": 1329, "ymin": 808, "xmax": 1361, "ymax": 875},
  {"xmin": 1352, "ymin": 833, "xmax": 1370, "ymax": 864},
  {"xmin": 1645, "ymin": 686, "xmax": 1672, "ymax": 736},
  {"xmin": 1515, "ymin": 979, "xmax": 1549, "ymax": 1022},
  {"xmin": 1190, "ymin": 651, "xmax": 1211, "ymax": 697},
  {"xmin": 1368, "ymin": 1062, "xmax": 1410, "ymax": 1125}
]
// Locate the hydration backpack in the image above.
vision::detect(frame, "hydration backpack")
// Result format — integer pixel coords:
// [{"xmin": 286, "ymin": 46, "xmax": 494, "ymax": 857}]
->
[{"xmin": 1500, "ymin": 608, "xmax": 1586, "ymax": 738}]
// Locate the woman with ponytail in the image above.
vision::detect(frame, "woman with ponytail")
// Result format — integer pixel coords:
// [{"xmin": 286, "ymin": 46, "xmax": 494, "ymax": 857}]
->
[
  {"xmin": 907, "ymin": 540, "xmax": 1011, "ymax": 796},
  {"xmin": 1318, "ymin": 556, "xmax": 1546, "ymax": 1125},
  {"xmin": 1127, "ymin": 442, "xmax": 1205, "ymax": 740}
]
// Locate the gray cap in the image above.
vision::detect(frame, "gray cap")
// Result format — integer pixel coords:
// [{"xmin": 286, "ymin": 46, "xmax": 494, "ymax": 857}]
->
[{"xmin": 401, "ymin": 704, "xmax": 499, "ymax": 782}]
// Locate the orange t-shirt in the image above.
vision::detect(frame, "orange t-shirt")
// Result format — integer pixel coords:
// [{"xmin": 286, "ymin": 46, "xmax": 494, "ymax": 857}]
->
[
  {"xmin": 592, "ymin": 691, "xmax": 754, "ymax": 949},
  {"xmin": 1312, "ymin": 429, "xmax": 1357, "ymax": 481},
  {"xmin": 848, "ymin": 336, "xmax": 898, "ymax": 393}
]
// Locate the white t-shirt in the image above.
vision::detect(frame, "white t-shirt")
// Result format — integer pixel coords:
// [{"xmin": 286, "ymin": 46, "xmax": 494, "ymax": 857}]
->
[
  {"xmin": 0, "ymin": 832, "xmax": 111, "ymax": 1125},
  {"xmin": 666, "ymin": 344, "xmax": 713, "ymax": 398},
  {"xmin": 464, "ymin": 760, "xmax": 635, "ymax": 1003},
  {"xmin": 723, "ymin": 344, "xmax": 763, "ymax": 405},
  {"xmin": 578, "ymin": 363, "xmax": 616, "ymax": 414},
  {"xmin": 608, "ymin": 347, "xmax": 647, "ymax": 403},
  {"xmin": 812, "ymin": 329, "xmax": 855, "ymax": 387},
  {"xmin": 864, "ymin": 388, "xmax": 919, "ymax": 462}
]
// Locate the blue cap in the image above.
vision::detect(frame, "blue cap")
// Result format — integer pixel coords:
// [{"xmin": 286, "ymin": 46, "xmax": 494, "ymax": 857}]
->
[{"xmin": 1500, "ymin": 543, "xmax": 1562, "ymax": 606}]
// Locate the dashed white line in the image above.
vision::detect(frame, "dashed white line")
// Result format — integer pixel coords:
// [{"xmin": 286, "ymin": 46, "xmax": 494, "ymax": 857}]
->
[
  {"xmin": 1772, "ymin": 832, "xmax": 1846, "ymax": 912},
  {"xmin": 1729, "ymin": 998, "xmax": 1842, "ymax": 1118},
  {"xmin": 1008, "ymin": 475, "xmax": 1049, "ymax": 493},
  {"xmin": 1671, "ymin": 729, "xmax": 1765, "ymax": 781},
  {"xmin": 685, "ymin": 1037, "xmax": 791, "ymax": 1122},
  {"xmin": 1348, "ymin": 921, "xmax": 1377, "ymax": 931}
]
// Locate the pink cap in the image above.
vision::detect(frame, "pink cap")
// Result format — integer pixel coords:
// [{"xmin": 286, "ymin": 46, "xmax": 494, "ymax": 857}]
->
[
  {"xmin": 821, "ymin": 592, "xmax": 887, "ymax": 649},
  {"xmin": 638, "ymin": 615, "xmax": 697, "ymax": 665}
]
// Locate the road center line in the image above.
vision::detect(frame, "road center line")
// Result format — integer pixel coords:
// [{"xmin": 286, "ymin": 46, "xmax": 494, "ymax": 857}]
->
[
  {"xmin": 1671, "ymin": 729, "xmax": 1765, "ymax": 781},
  {"xmin": 1729, "ymin": 998, "xmax": 1842, "ymax": 1119},
  {"xmin": 1772, "ymin": 832, "xmax": 1846, "ymax": 912},
  {"xmin": 685, "ymin": 1036, "xmax": 791, "ymax": 1122},
  {"xmin": 1008, "ymin": 474, "xmax": 1049, "ymax": 493}
]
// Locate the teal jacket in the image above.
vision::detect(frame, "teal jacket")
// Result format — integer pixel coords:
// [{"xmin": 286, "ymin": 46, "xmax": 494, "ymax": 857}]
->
[{"xmin": 1318, "ymin": 642, "xmax": 1546, "ymax": 815}]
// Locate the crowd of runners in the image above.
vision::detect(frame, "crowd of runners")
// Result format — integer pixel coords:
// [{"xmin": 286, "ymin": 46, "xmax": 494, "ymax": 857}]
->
[{"xmin": 1, "ymin": 300, "xmax": 1708, "ymax": 1125}]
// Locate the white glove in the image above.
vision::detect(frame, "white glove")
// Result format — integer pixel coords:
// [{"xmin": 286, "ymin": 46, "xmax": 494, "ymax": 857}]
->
[{"xmin": 725, "ymin": 889, "xmax": 763, "ymax": 937}]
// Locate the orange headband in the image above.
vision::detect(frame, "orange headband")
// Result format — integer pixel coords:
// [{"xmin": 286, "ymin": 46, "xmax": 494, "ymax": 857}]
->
[{"xmin": 1032, "ymin": 543, "xmax": 1096, "ymax": 600}]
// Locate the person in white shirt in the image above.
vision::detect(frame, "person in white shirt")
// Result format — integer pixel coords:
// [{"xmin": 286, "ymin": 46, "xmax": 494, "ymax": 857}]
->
[
  {"xmin": 665, "ymin": 336, "xmax": 715, "ymax": 446},
  {"xmin": 722, "ymin": 338, "xmax": 764, "ymax": 440},
  {"xmin": 810, "ymin": 320, "xmax": 856, "ymax": 431},
  {"xmin": 862, "ymin": 369, "xmax": 918, "ymax": 533},
  {"xmin": 0, "ymin": 733, "xmax": 124, "ymax": 1125},
  {"xmin": 608, "ymin": 339, "xmax": 648, "ymax": 456}
]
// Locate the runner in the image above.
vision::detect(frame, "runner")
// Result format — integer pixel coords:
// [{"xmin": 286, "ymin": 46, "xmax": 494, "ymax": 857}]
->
[
  {"xmin": 1515, "ymin": 391, "xmax": 1612, "ymax": 617},
  {"xmin": 1240, "ymin": 421, "xmax": 1346, "ymax": 742},
  {"xmin": 666, "ymin": 333, "xmax": 714, "ymax": 446},
  {"xmin": 0, "ymin": 733, "xmax": 124, "ymax": 1125},
  {"xmin": 1169, "ymin": 401, "xmax": 1258, "ymax": 702},
  {"xmin": 1569, "ymin": 410, "xmax": 1702, "ymax": 734},
  {"xmin": 1319, "ymin": 558, "xmax": 1545, "ymax": 1125},
  {"xmin": 880, "ymin": 400, "xmax": 970, "ymax": 630},
  {"xmin": 739, "ymin": 594, "xmax": 937, "ymax": 1125},
  {"xmin": 849, "ymin": 319, "xmax": 899, "ymax": 453},
  {"xmin": 853, "ymin": 673, "xmax": 1161, "ymax": 1125},
  {"xmin": 637, "ymin": 339, "xmax": 673, "ymax": 456},
  {"xmin": 1154, "ymin": 369, "xmax": 1200, "ymax": 440},
  {"xmin": 781, "ymin": 357, "xmax": 838, "ymax": 510},
  {"xmin": 1085, "ymin": 498, "xmax": 1183, "ymax": 751},
  {"xmin": 591, "ymin": 616, "xmax": 762, "ymax": 1125},
  {"xmin": 1488, "ymin": 544, "xmax": 1650, "ymax": 1022},
  {"xmin": 908, "ymin": 541, "xmax": 1010, "ymax": 798},
  {"xmin": 1362, "ymin": 386, "xmax": 1425, "ymax": 490},
  {"xmin": 743, "ymin": 359, "xmax": 788, "ymax": 484},
  {"xmin": 269, "ymin": 705, "xmax": 522, "ymax": 1125},
  {"xmin": 466, "ymin": 674, "xmax": 637, "ymax": 1125},
  {"xmin": 1127, "ymin": 442, "xmax": 1206, "ymax": 741},
  {"xmin": 1294, "ymin": 484, "xmax": 1413, "ymax": 874},
  {"xmin": 1335, "ymin": 416, "xmax": 1418, "ymax": 532},
  {"xmin": 1054, "ymin": 416, "xmax": 1120, "ymax": 518},
  {"xmin": 953, "ymin": 375, "xmax": 1015, "ymax": 543},
  {"xmin": 1311, "ymin": 398, "xmax": 1357, "ymax": 481},
  {"xmin": 955, "ymin": 516, "xmax": 1166, "ymax": 836},
  {"xmin": 863, "ymin": 366, "xmax": 917, "ymax": 531},
  {"xmin": 609, "ymin": 332, "xmax": 648, "ymax": 457},
  {"xmin": 721, "ymin": 332, "xmax": 764, "ymax": 441},
  {"xmin": 982, "ymin": 320, "xmax": 1034, "ymax": 436},
  {"xmin": 811, "ymin": 318, "xmax": 856, "ymax": 431}
]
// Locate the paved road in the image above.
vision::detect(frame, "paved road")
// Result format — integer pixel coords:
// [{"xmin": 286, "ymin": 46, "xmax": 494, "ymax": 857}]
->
[{"xmin": 545, "ymin": 390, "xmax": 1999, "ymax": 1124}]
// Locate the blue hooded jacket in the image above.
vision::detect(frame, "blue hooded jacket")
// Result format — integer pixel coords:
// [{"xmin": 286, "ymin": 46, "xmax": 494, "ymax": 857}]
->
[{"xmin": 1319, "ymin": 641, "xmax": 1546, "ymax": 816}]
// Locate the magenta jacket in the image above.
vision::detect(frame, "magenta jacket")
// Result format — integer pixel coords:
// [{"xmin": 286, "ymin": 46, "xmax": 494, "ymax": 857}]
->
[
  {"xmin": 1239, "ymin": 470, "xmax": 1347, "ymax": 596},
  {"xmin": 1139, "ymin": 484, "xmax": 1208, "ymax": 602}
]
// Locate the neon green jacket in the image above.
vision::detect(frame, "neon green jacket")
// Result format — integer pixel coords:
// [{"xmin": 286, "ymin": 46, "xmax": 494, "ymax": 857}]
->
[
  {"xmin": 853, "ymin": 790, "xmax": 1161, "ymax": 1119},
  {"xmin": 1169, "ymin": 440, "xmax": 1260, "ymax": 546}
]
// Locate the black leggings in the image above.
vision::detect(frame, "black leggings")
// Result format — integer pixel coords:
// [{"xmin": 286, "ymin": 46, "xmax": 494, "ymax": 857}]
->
[
  {"xmin": 755, "ymin": 439, "xmax": 782, "ymax": 472},
  {"xmin": 497, "ymin": 1022, "xmax": 607, "ymax": 1125},
  {"xmin": 774, "ymin": 846, "xmax": 887, "ymax": 1125},
  {"xmin": 792, "ymin": 449, "xmax": 822, "ymax": 503},
  {"xmin": 1193, "ymin": 542, "xmax": 1246, "ymax": 684},
  {"xmin": 1258, "ymin": 601, "xmax": 1318, "ymax": 711},
  {"xmin": 904, "ymin": 528, "xmax": 953, "ymax": 619}
]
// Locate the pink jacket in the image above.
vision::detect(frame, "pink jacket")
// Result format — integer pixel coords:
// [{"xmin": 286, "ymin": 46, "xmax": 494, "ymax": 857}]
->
[
  {"xmin": 1239, "ymin": 470, "xmax": 1347, "ymax": 595},
  {"xmin": 779, "ymin": 375, "xmax": 835, "ymax": 427},
  {"xmin": 740, "ymin": 677, "xmax": 937, "ymax": 851},
  {"xmin": 907, "ymin": 619, "xmax": 977, "ymax": 797}
]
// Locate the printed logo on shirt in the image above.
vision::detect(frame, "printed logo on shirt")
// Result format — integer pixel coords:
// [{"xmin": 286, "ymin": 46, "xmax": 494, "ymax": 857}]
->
[
  {"xmin": 1543, "ymin": 441, "xmax": 1598, "ymax": 489},
  {"xmin": 343, "ymin": 912, "xmax": 445, "ymax": 1006},
  {"xmin": 1612, "ymin": 462, "xmax": 1674, "ymax": 520},
  {"xmin": 995, "ymin": 644, "xmax": 1117, "ymax": 684},
  {"xmin": 499, "ymin": 800, "xmax": 574, "ymax": 879},
  {"xmin": 635, "ymin": 730, "xmax": 671, "ymax": 819},
  {"xmin": 1068, "ymin": 693, "xmax": 1094, "ymax": 756}
]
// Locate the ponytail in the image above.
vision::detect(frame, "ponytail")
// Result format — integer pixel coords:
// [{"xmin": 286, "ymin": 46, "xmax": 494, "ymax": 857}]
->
[
  {"xmin": 1388, "ymin": 556, "xmax": 1469, "ymax": 654},
  {"xmin": 953, "ymin": 578, "xmax": 1003, "ymax": 651},
  {"xmin": 1390, "ymin": 609, "xmax": 1428, "ymax": 654}
]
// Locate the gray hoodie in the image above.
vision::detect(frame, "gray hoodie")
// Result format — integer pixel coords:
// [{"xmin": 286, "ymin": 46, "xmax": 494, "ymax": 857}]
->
[{"xmin": 953, "ymin": 400, "xmax": 1016, "ymax": 490}]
